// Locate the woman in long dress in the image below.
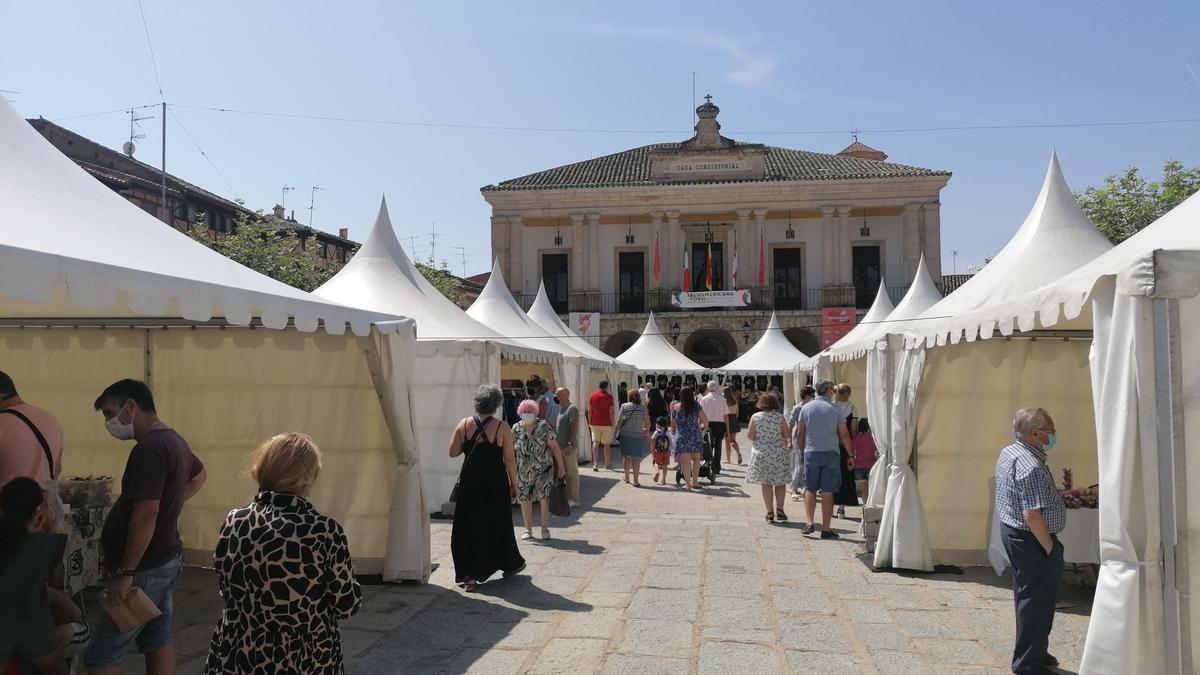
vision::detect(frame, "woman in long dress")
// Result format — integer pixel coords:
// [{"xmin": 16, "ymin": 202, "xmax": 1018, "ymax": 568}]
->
[
  {"xmin": 449, "ymin": 384, "xmax": 526, "ymax": 591},
  {"xmin": 512, "ymin": 398, "xmax": 565, "ymax": 541},
  {"xmin": 744, "ymin": 393, "xmax": 793, "ymax": 522}
]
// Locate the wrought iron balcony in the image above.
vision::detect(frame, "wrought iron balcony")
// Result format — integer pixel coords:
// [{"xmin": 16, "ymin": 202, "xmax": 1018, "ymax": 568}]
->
[{"xmin": 511, "ymin": 285, "xmax": 913, "ymax": 315}]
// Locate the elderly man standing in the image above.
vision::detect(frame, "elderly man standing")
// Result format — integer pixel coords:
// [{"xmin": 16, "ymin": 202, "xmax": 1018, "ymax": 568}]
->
[
  {"xmin": 554, "ymin": 387, "xmax": 581, "ymax": 505},
  {"xmin": 794, "ymin": 380, "xmax": 852, "ymax": 538},
  {"xmin": 995, "ymin": 407, "xmax": 1065, "ymax": 675},
  {"xmin": 699, "ymin": 381, "xmax": 728, "ymax": 476}
]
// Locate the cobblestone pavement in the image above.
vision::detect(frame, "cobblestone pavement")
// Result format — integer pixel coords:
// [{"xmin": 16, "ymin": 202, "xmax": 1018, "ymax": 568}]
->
[{"xmin": 104, "ymin": 461, "xmax": 1092, "ymax": 674}]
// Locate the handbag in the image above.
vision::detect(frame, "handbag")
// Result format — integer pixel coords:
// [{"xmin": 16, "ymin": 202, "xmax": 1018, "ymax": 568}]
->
[
  {"xmin": 548, "ymin": 477, "xmax": 570, "ymax": 517},
  {"xmin": 449, "ymin": 416, "xmax": 491, "ymax": 503}
]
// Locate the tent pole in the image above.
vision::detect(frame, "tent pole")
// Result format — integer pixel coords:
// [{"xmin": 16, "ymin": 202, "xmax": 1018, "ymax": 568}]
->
[{"xmin": 1152, "ymin": 297, "xmax": 1187, "ymax": 674}]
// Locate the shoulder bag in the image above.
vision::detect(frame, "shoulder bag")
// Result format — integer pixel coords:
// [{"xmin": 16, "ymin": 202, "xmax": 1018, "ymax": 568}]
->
[
  {"xmin": 0, "ymin": 408, "xmax": 56, "ymax": 478},
  {"xmin": 448, "ymin": 416, "xmax": 493, "ymax": 503}
]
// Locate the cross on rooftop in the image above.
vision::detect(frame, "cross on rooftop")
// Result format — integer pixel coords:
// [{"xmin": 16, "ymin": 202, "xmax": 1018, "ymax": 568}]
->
[{"xmin": 704, "ymin": 94, "xmax": 713, "ymax": 104}]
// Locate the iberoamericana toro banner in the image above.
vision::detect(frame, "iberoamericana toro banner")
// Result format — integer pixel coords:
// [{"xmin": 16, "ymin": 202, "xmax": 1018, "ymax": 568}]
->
[{"xmin": 670, "ymin": 290, "xmax": 752, "ymax": 308}]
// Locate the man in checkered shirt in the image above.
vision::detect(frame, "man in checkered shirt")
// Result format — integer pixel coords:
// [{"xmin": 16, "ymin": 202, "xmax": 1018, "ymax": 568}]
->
[{"xmin": 994, "ymin": 407, "xmax": 1066, "ymax": 675}]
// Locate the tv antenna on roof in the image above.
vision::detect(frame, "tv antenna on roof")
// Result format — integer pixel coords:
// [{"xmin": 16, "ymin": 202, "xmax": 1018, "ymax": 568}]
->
[
  {"xmin": 281, "ymin": 184, "xmax": 295, "ymax": 209},
  {"xmin": 308, "ymin": 185, "xmax": 324, "ymax": 227},
  {"xmin": 125, "ymin": 107, "xmax": 152, "ymax": 157},
  {"xmin": 451, "ymin": 246, "xmax": 468, "ymax": 277},
  {"xmin": 428, "ymin": 221, "xmax": 440, "ymax": 265}
]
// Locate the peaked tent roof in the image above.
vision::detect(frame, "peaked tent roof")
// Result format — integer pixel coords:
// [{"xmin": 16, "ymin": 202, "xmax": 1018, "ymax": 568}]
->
[
  {"xmin": 908, "ymin": 190, "xmax": 1200, "ymax": 348},
  {"xmin": 0, "ymin": 99, "xmax": 399, "ymax": 336},
  {"xmin": 526, "ymin": 282, "xmax": 626, "ymax": 365},
  {"xmin": 719, "ymin": 312, "xmax": 809, "ymax": 373},
  {"xmin": 467, "ymin": 261, "xmax": 599, "ymax": 363},
  {"xmin": 827, "ymin": 255, "xmax": 944, "ymax": 361},
  {"xmin": 312, "ymin": 199, "xmax": 557, "ymax": 361},
  {"xmin": 616, "ymin": 313, "xmax": 707, "ymax": 373},
  {"xmin": 797, "ymin": 282, "xmax": 896, "ymax": 371},
  {"xmin": 908, "ymin": 152, "xmax": 1114, "ymax": 346}
]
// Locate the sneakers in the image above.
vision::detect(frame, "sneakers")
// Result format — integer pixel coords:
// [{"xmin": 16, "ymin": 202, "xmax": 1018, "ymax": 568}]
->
[
  {"xmin": 801, "ymin": 523, "xmax": 816, "ymax": 535},
  {"xmin": 820, "ymin": 529, "xmax": 840, "ymax": 540},
  {"xmin": 520, "ymin": 529, "xmax": 533, "ymax": 540},
  {"xmin": 541, "ymin": 527, "xmax": 551, "ymax": 540}
]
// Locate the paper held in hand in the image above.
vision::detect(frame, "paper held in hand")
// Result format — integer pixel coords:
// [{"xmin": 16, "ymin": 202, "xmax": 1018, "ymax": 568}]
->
[{"xmin": 102, "ymin": 587, "xmax": 162, "ymax": 633}]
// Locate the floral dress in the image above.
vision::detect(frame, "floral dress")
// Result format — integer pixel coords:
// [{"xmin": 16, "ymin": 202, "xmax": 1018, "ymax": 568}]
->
[
  {"xmin": 672, "ymin": 407, "xmax": 703, "ymax": 456},
  {"xmin": 512, "ymin": 420, "xmax": 555, "ymax": 503},
  {"xmin": 745, "ymin": 411, "xmax": 791, "ymax": 486},
  {"xmin": 206, "ymin": 490, "xmax": 361, "ymax": 675}
]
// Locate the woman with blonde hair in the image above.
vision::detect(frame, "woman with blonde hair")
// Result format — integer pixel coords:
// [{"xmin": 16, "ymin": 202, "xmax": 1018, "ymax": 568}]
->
[
  {"xmin": 743, "ymin": 393, "xmax": 792, "ymax": 522},
  {"xmin": 206, "ymin": 433, "xmax": 361, "ymax": 674}
]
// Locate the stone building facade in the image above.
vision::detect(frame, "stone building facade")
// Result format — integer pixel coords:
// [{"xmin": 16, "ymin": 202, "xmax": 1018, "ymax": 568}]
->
[{"xmin": 480, "ymin": 98, "xmax": 952, "ymax": 366}]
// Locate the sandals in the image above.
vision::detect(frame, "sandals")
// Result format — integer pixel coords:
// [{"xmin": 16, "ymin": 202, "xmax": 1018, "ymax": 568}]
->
[
  {"xmin": 775, "ymin": 510, "xmax": 788, "ymax": 522},
  {"xmin": 462, "ymin": 578, "xmax": 479, "ymax": 592},
  {"xmin": 520, "ymin": 530, "xmax": 533, "ymax": 540},
  {"xmin": 541, "ymin": 527, "xmax": 551, "ymax": 540},
  {"xmin": 766, "ymin": 512, "xmax": 775, "ymax": 523}
]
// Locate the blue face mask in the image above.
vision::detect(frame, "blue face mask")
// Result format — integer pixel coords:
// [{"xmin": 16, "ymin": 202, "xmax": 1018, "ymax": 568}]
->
[{"xmin": 1042, "ymin": 433, "xmax": 1057, "ymax": 452}]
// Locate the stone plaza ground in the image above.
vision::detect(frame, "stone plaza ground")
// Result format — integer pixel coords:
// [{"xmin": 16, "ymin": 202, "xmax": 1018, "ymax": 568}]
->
[{"xmin": 108, "ymin": 461, "xmax": 1093, "ymax": 674}]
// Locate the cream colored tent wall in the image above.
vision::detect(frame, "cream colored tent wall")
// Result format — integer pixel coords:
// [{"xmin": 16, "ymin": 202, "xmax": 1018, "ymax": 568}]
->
[
  {"xmin": 1180, "ymin": 294, "xmax": 1199, "ymax": 672},
  {"xmin": 829, "ymin": 358, "xmax": 867, "ymax": 408},
  {"xmin": 0, "ymin": 327, "xmax": 398, "ymax": 573},
  {"xmin": 411, "ymin": 342, "xmax": 493, "ymax": 513},
  {"xmin": 914, "ymin": 338, "xmax": 1097, "ymax": 562}
]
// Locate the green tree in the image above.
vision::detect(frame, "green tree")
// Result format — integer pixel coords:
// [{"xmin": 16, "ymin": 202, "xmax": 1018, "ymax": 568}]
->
[
  {"xmin": 416, "ymin": 259, "xmax": 463, "ymax": 306},
  {"xmin": 187, "ymin": 213, "xmax": 342, "ymax": 292},
  {"xmin": 1076, "ymin": 160, "xmax": 1200, "ymax": 244}
]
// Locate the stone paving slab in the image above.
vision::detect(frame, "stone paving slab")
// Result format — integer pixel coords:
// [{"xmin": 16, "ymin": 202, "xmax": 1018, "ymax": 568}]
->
[{"xmin": 102, "ymin": 461, "xmax": 1092, "ymax": 674}]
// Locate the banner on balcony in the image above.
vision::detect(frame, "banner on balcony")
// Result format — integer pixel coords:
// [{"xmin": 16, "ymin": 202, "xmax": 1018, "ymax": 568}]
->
[
  {"xmin": 821, "ymin": 307, "xmax": 858, "ymax": 347},
  {"xmin": 569, "ymin": 312, "xmax": 601, "ymax": 347},
  {"xmin": 670, "ymin": 290, "xmax": 752, "ymax": 308}
]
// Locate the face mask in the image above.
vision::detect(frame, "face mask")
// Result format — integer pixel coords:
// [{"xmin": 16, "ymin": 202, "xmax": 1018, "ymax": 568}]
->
[
  {"xmin": 1042, "ymin": 432, "xmax": 1057, "ymax": 452},
  {"xmin": 520, "ymin": 412, "xmax": 536, "ymax": 424},
  {"xmin": 105, "ymin": 403, "xmax": 135, "ymax": 440}
]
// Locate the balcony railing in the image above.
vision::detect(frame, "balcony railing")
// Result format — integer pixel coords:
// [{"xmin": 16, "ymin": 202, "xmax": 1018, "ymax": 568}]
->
[{"xmin": 512, "ymin": 285, "xmax": 916, "ymax": 315}]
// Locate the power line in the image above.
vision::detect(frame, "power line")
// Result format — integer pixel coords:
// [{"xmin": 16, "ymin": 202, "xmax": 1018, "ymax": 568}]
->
[
  {"xmin": 168, "ymin": 102, "xmax": 1200, "ymax": 136},
  {"xmin": 165, "ymin": 105, "xmax": 240, "ymax": 199},
  {"xmin": 136, "ymin": 0, "xmax": 165, "ymax": 99},
  {"xmin": 50, "ymin": 104, "xmax": 158, "ymax": 122}
]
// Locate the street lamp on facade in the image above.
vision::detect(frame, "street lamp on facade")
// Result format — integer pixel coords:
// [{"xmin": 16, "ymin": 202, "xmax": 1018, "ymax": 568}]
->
[{"xmin": 670, "ymin": 322, "xmax": 681, "ymax": 345}]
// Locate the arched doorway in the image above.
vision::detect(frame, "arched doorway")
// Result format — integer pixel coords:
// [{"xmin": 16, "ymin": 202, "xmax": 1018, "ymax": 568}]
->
[
  {"xmin": 683, "ymin": 329, "xmax": 737, "ymax": 369},
  {"xmin": 784, "ymin": 327, "xmax": 820, "ymax": 357},
  {"xmin": 603, "ymin": 330, "xmax": 640, "ymax": 358}
]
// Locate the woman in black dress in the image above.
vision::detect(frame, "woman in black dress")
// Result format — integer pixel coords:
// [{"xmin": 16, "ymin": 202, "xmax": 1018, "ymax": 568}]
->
[{"xmin": 448, "ymin": 384, "xmax": 526, "ymax": 591}]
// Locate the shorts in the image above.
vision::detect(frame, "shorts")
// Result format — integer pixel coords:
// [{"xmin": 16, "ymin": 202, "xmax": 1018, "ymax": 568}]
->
[
  {"xmin": 853, "ymin": 468, "xmax": 871, "ymax": 481},
  {"xmin": 84, "ymin": 554, "xmax": 183, "ymax": 669},
  {"xmin": 803, "ymin": 452, "xmax": 842, "ymax": 493},
  {"xmin": 590, "ymin": 425, "xmax": 613, "ymax": 445}
]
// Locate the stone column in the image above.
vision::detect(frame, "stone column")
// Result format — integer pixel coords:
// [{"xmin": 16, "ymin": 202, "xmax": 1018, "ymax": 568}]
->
[
  {"xmin": 922, "ymin": 202, "xmax": 943, "ymax": 284},
  {"xmin": 820, "ymin": 206, "xmax": 837, "ymax": 287},
  {"xmin": 753, "ymin": 209, "xmax": 768, "ymax": 288},
  {"xmin": 903, "ymin": 203, "xmax": 922, "ymax": 283},
  {"xmin": 649, "ymin": 212, "xmax": 664, "ymax": 290},
  {"xmin": 490, "ymin": 215, "xmax": 509, "ymax": 275},
  {"xmin": 507, "ymin": 215, "xmax": 523, "ymax": 293},
  {"xmin": 666, "ymin": 211, "xmax": 681, "ymax": 289},
  {"xmin": 586, "ymin": 213, "xmax": 601, "ymax": 291},
  {"xmin": 735, "ymin": 209, "xmax": 751, "ymax": 288},
  {"xmin": 837, "ymin": 206, "xmax": 854, "ymax": 286},
  {"xmin": 570, "ymin": 214, "xmax": 585, "ymax": 291}
]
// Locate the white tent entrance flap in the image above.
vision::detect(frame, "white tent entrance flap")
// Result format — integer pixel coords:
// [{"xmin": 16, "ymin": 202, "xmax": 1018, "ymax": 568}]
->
[
  {"xmin": 874, "ymin": 343, "xmax": 934, "ymax": 571},
  {"xmin": 864, "ymin": 344, "xmax": 893, "ymax": 508}
]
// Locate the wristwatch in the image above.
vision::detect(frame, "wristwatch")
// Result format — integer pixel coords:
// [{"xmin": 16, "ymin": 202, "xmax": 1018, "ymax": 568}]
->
[{"xmin": 114, "ymin": 567, "xmax": 135, "ymax": 577}]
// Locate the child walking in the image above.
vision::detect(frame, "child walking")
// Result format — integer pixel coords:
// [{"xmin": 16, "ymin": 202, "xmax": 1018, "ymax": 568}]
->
[
  {"xmin": 851, "ymin": 418, "xmax": 878, "ymax": 502},
  {"xmin": 650, "ymin": 417, "xmax": 673, "ymax": 484}
]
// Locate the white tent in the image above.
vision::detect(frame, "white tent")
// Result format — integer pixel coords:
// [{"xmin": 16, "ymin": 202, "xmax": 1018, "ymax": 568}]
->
[
  {"xmin": 0, "ymin": 98, "xmax": 427, "ymax": 580},
  {"xmin": 719, "ymin": 312, "xmax": 809, "ymax": 374},
  {"xmin": 869, "ymin": 154, "xmax": 1114, "ymax": 572},
  {"xmin": 616, "ymin": 312, "xmax": 708, "ymax": 374},
  {"xmin": 895, "ymin": 192, "xmax": 1200, "ymax": 673},
  {"xmin": 314, "ymin": 201, "xmax": 562, "ymax": 512}
]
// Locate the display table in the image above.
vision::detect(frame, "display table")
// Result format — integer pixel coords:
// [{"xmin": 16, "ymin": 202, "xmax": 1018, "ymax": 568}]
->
[
  {"xmin": 63, "ymin": 504, "xmax": 110, "ymax": 596},
  {"xmin": 988, "ymin": 507, "xmax": 1100, "ymax": 575}
]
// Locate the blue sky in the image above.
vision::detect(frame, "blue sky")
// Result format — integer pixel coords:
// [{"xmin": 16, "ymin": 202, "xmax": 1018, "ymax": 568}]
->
[{"xmin": 3, "ymin": 0, "xmax": 1198, "ymax": 276}]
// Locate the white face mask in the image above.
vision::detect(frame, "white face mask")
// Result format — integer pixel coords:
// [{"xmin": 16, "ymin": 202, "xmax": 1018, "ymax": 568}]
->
[
  {"xmin": 105, "ymin": 403, "xmax": 135, "ymax": 441},
  {"xmin": 520, "ymin": 412, "xmax": 537, "ymax": 424}
]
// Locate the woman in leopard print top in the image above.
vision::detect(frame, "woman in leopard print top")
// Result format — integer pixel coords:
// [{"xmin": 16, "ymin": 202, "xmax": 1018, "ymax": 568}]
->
[{"xmin": 205, "ymin": 433, "xmax": 361, "ymax": 674}]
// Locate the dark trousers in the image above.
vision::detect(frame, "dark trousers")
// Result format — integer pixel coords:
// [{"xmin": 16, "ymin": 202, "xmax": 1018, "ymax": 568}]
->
[
  {"xmin": 708, "ymin": 422, "xmax": 726, "ymax": 474},
  {"xmin": 1001, "ymin": 524, "xmax": 1064, "ymax": 674}
]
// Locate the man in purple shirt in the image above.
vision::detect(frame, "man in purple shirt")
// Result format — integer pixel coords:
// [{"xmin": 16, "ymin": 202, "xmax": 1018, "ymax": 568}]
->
[{"xmin": 85, "ymin": 379, "xmax": 206, "ymax": 675}]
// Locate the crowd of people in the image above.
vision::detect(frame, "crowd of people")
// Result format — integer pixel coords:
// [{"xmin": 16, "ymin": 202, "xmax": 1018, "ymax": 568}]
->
[{"xmin": 0, "ymin": 363, "xmax": 1070, "ymax": 675}]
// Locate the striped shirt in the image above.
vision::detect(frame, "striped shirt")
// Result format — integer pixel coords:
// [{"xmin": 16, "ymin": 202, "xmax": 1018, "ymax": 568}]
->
[
  {"xmin": 994, "ymin": 440, "xmax": 1066, "ymax": 533},
  {"xmin": 617, "ymin": 403, "xmax": 647, "ymax": 439}
]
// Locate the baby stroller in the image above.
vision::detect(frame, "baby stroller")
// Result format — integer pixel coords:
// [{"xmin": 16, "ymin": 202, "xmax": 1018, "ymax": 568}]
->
[{"xmin": 676, "ymin": 428, "xmax": 718, "ymax": 486}]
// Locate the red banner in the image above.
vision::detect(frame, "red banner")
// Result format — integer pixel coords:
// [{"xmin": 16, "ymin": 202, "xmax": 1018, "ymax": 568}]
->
[
  {"xmin": 652, "ymin": 229, "xmax": 661, "ymax": 283},
  {"xmin": 821, "ymin": 307, "xmax": 858, "ymax": 347}
]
